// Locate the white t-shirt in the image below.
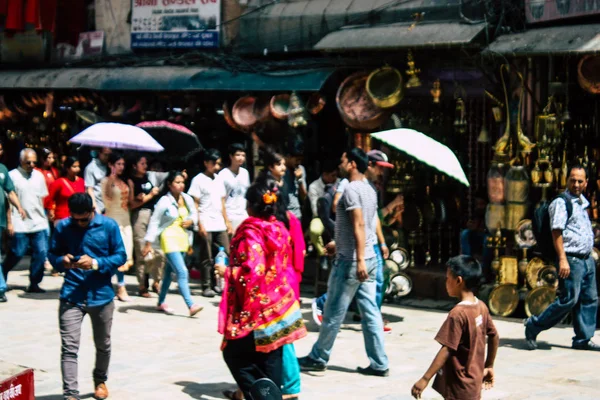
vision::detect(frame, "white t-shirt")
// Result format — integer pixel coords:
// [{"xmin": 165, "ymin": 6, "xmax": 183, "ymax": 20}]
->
[
  {"xmin": 188, "ymin": 172, "xmax": 227, "ymax": 232},
  {"xmin": 10, "ymin": 168, "xmax": 49, "ymax": 233},
  {"xmin": 219, "ymin": 167, "xmax": 250, "ymax": 221}
]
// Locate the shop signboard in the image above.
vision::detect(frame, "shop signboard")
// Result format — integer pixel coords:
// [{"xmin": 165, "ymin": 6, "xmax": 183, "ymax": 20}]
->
[
  {"xmin": 0, "ymin": 369, "xmax": 34, "ymax": 400},
  {"xmin": 526, "ymin": 0, "xmax": 600, "ymax": 23},
  {"xmin": 131, "ymin": 0, "xmax": 220, "ymax": 49}
]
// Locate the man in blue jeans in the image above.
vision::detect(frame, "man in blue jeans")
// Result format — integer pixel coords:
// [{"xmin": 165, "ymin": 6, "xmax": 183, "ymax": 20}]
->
[
  {"xmin": 525, "ymin": 165, "xmax": 600, "ymax": 351},
  {"xmin": 299, "ymin": 148, "xmax": 389, "ymax": 376},
  {"xmin": 3, "ymin": 149, "xmax": 49, "ymax": 293}
]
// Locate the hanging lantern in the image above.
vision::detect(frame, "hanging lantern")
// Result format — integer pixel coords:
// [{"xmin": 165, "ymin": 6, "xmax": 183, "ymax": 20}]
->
[{"xmin": 287, "ymin": 91, "xmax": 308, "ymax": 128}]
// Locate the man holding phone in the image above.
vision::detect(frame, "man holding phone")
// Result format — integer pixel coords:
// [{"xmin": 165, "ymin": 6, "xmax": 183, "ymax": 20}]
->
[{"xmin": 49, "ymin": 193, "xmax": 126, "ymax": 400}]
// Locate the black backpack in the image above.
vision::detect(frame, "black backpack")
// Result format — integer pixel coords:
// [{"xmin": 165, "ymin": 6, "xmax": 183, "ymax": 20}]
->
[{"xmin": 532, "ymin": 193, "xmax": 573, "ymax": 262}]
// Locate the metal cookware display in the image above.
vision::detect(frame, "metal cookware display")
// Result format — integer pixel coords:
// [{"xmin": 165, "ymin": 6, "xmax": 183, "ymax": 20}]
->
[
  {"xmin": 366, "ymin": 66, "xmax": 405, "ymax": 109},
  {"xmin": 505, "ymin": 166, "xmax": 529, "ymax": 203},
  {"xmin": 577, "ymin": 55, "xmax": 600, "ymax": 95},
  {"xmin": 306, "ymin": 93, "xmax": 326, "ymax": 115},
  {"xmin": 270, "ymin": 94, "xmax": 291, "ymax": 120},
  {"xmin": 515, "ymin": 219, "xmax": 536, "ymax": 248},
  {"xmin": 232, "ymin": 96, "xmax": 259, "ymax": 131},
  {"xmin": 538, "ymin": 266, "xmax": 558, "ymax": 288},
  {"xmin": 524, "ymin": 286, "xmax": 556, "ymax": 317},
  {"xmin": 487, "ymin": 163, "xmax": 505, "ymax": 204},
  {"xmin": 485, "ymin": 204, "xmax": 505, "ymax": 231},
  {"xmin": 223, "ymin": 101, "xmax": 241, "ymax": 131},
  {"xmin": 505, "ymin": 202, "xmax": 529, "ymax": 231},
  {"xmin": 498, "ymin": 256, "xmax": 518, "ymax": 285},
  {"xmin": 488, "ymin": 284, "xmax": 519, "ymax": 317},
  {"xmin": 526, "ymin": 257, "xmax": 546, "ymax": 289},
  {"xmin": 336, "ymin": 71, "xmax": 389, "ymax": 130},
  {"xmin": 389, "ymin": 248, "xmax": 409, "ymax": 270},
  {"xmin": 387, "ymin": 272, "xmax": 413, "ymax": 298}
]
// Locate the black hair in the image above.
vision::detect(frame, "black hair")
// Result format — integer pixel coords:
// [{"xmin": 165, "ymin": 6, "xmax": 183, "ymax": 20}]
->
[
  {"xmin": 246, "ymin": 176, "xmax": 289, "ymax": 228},
  {"xmin": 106, "ymin": 152, "xmax": 125, "ymax": 177},
  {"xmin": 160, "ymin": 170, "xmax": 185, "ymax": 198},
  {"xmin": 346, "ymin": 147, "xmax": 368, "ymax": 174},
  {"xmin": 40, "ymin": 148, "xmax": 54, "ymax": 162},
  {"xmin": 446, "ymin": 255, "xmax": 483, "ymax": 290},
  {"xmin": 68, "ymin": 193, "xmax": 94, "ymax": 214},
  {"xmin": 228, "ymin": 143, "xmax": 246, "ymax": 156},
  {"xmin": 263, "ymin": 147, "xmax": 285, "ymax": 169},
  {"xmin": 61, "ymin": 156, "xmax": 79, "ymax": 177},
  {"xmin": 322, "ymin": 159, "xmax": 339, "ymax": 174},
  {"xmin": 567, "ymin": 163, "xmax": 588, "ymax": 180},
  {"xmin": 203, "ymin": 148, "xmax": 221, "ymax": 163},
  {"xmin": 125, "ymin": 153, "xmax": 146, "ymax": 178}
]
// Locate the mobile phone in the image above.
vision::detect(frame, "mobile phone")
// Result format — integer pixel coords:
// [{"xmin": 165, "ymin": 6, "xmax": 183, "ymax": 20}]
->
[{"xmin": 72, "ymin": 255, "xmax": 81, "ymax": 262}]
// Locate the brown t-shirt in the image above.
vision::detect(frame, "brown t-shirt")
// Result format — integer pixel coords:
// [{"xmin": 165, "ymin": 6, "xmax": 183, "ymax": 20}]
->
[{"xmin": 432, "ymin": 299, "xmax": 498, "ymax": 400}]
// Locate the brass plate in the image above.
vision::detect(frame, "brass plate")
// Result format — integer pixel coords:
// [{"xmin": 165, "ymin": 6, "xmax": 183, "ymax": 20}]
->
[
  {"xmin": 525, "ymin": 286, "xmax": 556, "ymax": 317},
  {"xmin": 526, "ymin": 257, "xmax": 545, "ymax": 289},
  {"xmin": 498, "ymin": 256, "xmax": 518, "ymax": 285},
  {"xmin": 384, "ymin": 259, "xmax": 400, "ymax": 276},
  {"xmin": 389, "ymin": 248, "xmax": 409, "ymax": 270},
  {"xmin": 538, "ymin": 266, "xmax": 558, "ymax": 288},
  {"xmin": 488, "ymin": 284, "xmax": 519, "ymax": 317},
  {"xmin": 389, "ymin": 272, "xmax": 413, "ymax": 297},
  {"xmin": 515, "ymin": 219, "xmax": 537, "ymax": 249}
]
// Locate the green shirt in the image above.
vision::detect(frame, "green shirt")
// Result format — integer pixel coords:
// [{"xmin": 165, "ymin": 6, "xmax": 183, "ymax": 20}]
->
[{"xmin": 0, "ymin": 163, "xmax": 15, "ymax": 229}]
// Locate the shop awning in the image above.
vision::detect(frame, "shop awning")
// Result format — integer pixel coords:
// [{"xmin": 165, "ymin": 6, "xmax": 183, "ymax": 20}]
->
[
  {"xmin": 0, "ymin": 67, "xmax": 335, "ymax": 91},
  {"xmin": 484, "ymin": 24, "xmax": 600, "ymax": 56},
  {"xmin": 314, "ymin": 22, "xmax": 488, "ymax": 51}
]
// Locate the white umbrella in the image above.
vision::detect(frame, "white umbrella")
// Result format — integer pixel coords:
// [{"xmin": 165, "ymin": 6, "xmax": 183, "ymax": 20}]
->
[
  {"xmin": 69, "ymin": 122, "xmax": 164, "ymax": 152},
  {"xmin": 370, "ymin": 128, "xmax": 469, "ymax": 187}
]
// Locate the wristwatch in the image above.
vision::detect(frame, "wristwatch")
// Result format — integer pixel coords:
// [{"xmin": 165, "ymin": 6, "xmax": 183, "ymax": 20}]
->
[{"xmin": 91, "ymin": 259, "xmax": 99, "ymax": 271}]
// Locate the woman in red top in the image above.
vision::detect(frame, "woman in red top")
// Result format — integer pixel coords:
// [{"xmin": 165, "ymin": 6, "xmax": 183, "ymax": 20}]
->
[
  {"xmin": 36, "ymin": 148, "xmax": 60, "ymax": 214},
  {"xmin": 47, "ymin": 157, "xmax": 85, "ymax": 224}
]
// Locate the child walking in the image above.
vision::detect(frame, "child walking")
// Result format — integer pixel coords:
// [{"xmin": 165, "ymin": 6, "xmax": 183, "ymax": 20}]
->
[{"xmin": 411, "ymin": 255, "xmax": 499, "ymax": 400}]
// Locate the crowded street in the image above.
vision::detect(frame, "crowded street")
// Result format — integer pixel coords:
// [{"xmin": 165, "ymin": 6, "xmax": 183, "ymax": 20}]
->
[{"xmin": 1, "ymin": 263, "xmax": 599, "ymax": 400}]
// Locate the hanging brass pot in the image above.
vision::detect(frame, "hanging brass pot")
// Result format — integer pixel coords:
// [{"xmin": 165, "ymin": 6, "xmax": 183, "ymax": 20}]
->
[
  {"xmin": 505, "ymin": 166, "xmax": 529, "ymax": 203},
  {"xmin": 232, "ymin": 96, "xmax": 259, "ymax": 131},
  {"xmin": 306, "ymin": 93, "xmax": 326, "ymax": 115},
  {"xmin": 336, "ymin": 71, "xmax": 389, "ymax": 131},
  {"xmin": 505, "ymin": 202, "xmax": 528, "ymax": 231},
  {"xmin": 366, "ymin": 66, "xmax": 405, "ymax": 109},
  {"xmin": 577, "ymin": 55, "xmax": 600, "ymax": 95},
  {"xmin": 270, "ymin": 94, "xmax": 291, "ymax": 120}
]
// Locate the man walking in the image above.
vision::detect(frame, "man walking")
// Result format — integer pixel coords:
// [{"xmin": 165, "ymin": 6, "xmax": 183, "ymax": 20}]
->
[
  {"xmin": 3, "ymin": 149, "xmax": 50, "ymax": 293},
  {"xmin": 525, "ymin": 164, "xmax": 599, "ymax": 351},
  {"xmin": 188, "ymin": 149, "xmax": 230, "ymax": 297},
  {"xmin": 218, "ymin": 143, "xmax": 250, "ymax": 233},
  {"xmin": 49, "ymin": 193, "xmax": 126, "ymax": 400},
  {"xmin": 0, "ymin": 147, "xmax": 27, "ymax": 302},
  {"xmin": 299, "ymin": 148, "xmax": 389, "ymax": 376},
  {"xmin": 84, "ymin": 147, "xmax": 111, "ymax": 214}
]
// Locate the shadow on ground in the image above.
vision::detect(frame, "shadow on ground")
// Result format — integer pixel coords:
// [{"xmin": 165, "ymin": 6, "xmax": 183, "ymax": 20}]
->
[
  {"xmin": 500, "ymin": 337, "xmax": 553, "ymax": 351},
  {"xmin": 36, "ymin": 393, "xmax": 94, "ymax": 400},
  {"xmin": 174, "ymin": 381, "xmax": 235, "ymax": 399}
]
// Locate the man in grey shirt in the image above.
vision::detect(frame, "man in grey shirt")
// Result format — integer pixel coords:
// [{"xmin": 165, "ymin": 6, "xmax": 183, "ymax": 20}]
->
[
  {"xmin": 84, "ymin": 147, "xmax": 111, "ymax": 213},
  {"xmin": 299, "ymin": 148, "xmax": 389, "ymax": 376},
  {"xmin": 525, "ymin": 164, "xmax": 599, "ymax": 351}
]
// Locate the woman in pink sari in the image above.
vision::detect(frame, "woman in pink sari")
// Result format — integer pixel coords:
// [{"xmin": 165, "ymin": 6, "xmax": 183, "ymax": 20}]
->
[{"xmin": 218, "ymin": 179, "xmax": 306, "ymax": 400}]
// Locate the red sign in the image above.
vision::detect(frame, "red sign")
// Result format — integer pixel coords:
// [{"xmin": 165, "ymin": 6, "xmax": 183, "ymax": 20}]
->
[
  {"xmin": 526, "ymin": 0, "xmax": 600, "ymax": 23},
  {"xmin": 0, "ymin": 369, "xmax": 34, "ymax": 400}
]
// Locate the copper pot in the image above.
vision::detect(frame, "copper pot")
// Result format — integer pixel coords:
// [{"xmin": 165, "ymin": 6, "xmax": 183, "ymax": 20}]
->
[
  {"xmin": 232, "ymin": 96, "xmax": 259, "ymax": 131},
  {"xmin": 223, "ymin": 101, "xmax": 242, "ymax": 131},
  {"xmin": 306, "ymin": 93, "xmax": 326, "ymax": 115},
  {"xmin": 270, "ymin": 94, "xmax": 290, "ymax": 120},
  {"xmin": 578, "ymin": 55, "xmax": 600, "ymax": 95},
  {"xmin": 253, "ymin": 97, "xmax": 271, "ymax": 123},
  {"xmin": 366, "ymin": 66, "xmax": 404, "ymax": 109},
  {"xmin": 336, "ymin": 71, "xmax": 389, "ymax": 131}
]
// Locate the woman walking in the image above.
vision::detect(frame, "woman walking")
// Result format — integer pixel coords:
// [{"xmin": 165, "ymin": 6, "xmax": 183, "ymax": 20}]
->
[
  {"xmin": 218, "ymin": 179, "xmax": 306, "ymax": 400},
  {"xmin": 143, "ymin": 171, "xmax": 203, "ymax": 317},
  {"xmin": 127, "ymin": 155, "xmax": 167, "ymax": 298},
  {"xmin": 101, "ymin": 153, "xmax": 134, "ymax": 302},
  {"xmin": 47, "ymin": 157, "xmax": 85, "ymax": 224}
]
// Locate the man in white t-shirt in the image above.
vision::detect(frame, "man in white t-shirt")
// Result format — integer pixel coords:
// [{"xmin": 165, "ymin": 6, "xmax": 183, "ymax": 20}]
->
[
  {"xmin": 3, "ymin": 149, "xmax": 50, "ymax": 293},
  {"xmin": 188, "ymin": 149, "xmax": 230, "ymax": 298},
  {"xmin": 218, "ymin": 143, "xmax": 250, "ymax": 234}
]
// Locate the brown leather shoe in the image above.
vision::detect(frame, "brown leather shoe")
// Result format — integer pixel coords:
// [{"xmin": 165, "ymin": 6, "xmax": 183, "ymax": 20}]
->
[
  {"xmin": 152, "ymin": 281, "xmax": 160, "ymax": 294},
  {"xmin": 94, "ymin": 382, "xmax": 109, "ymax": 399},
  {"xmin": 138, "ymin": 287, "xmax": 151, "ymax": 298}
]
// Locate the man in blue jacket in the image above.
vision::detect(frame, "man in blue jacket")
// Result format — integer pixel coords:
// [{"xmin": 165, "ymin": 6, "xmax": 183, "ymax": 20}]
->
[{"xmin": 49, "ymin": 193, "xmax": 126, "ymax": 400}]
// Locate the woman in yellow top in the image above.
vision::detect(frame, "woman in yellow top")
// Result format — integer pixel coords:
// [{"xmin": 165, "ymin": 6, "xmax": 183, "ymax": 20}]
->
[{"xmin": 143, "ymin": 171, "xmax": 203, "ymax": 317}]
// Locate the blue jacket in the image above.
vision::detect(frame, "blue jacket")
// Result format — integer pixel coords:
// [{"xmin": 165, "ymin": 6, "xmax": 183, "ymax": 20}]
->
[
  {"xmin": 144, "ymin": 192, "xmax": 198, "ymax": 248},
  {"xmin": 49, "ymin": 214, "xmax": 127, "ymax": 307}
]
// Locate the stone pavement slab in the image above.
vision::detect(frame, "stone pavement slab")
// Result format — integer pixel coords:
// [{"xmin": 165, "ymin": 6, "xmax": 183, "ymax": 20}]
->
[{"xmin": 1, "ymin": 267, "xmax": 600, "ymax": 399}]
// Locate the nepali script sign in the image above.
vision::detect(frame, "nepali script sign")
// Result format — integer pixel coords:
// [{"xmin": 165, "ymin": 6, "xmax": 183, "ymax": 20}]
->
[
  {"xmin": 0, "ymin": 369, "xmax": 34, "ymax": 400},
  {"xmin": 131, "ymin": 0, "xmax": 220, "ymax": 49}
]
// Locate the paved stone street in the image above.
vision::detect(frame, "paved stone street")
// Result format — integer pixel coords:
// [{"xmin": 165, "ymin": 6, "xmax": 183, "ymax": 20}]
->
[{"xmin": 2, "ymin": 265, "xmax": 600, "ymax": 400}]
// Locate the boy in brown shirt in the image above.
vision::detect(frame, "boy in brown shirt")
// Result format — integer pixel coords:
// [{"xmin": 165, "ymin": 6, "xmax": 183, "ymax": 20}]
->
[{"xmin": 411, "ymin": 256, "xmax": 499, "ymax": 400}]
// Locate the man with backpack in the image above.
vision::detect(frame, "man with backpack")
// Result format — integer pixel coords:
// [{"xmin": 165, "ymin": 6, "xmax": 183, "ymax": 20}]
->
[{"xmin": 525, "ymin": 164, "xmax": 599, "ymax": 351}]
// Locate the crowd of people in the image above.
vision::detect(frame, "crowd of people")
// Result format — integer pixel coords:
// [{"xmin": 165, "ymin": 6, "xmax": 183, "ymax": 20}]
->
[{"xmin": 2, "ymin": 136, "xmax": 599, "ymax": 400}]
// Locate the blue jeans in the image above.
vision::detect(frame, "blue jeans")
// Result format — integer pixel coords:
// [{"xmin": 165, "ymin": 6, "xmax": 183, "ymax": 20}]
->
[
  {"xmin": 309, "ymin": 257, "xmax": 388, "ymax": 371},
  {"xmin": 316, "ymin": 245, "xmax": 385, "ymax": 311},
  {"xmin": 158, "ymin": 252, "xmax": 194, "ymax": 308},
  {"xmin": 115, "ymin": 271, "xmax": 125, "ymax": 286},
  {"xmin": 528, "ymin": 255, "xmax": 598, "ymax": 346},
  {"xmin": 2, "ymin": 230, "xmax": 48, "ymax": 287}
]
